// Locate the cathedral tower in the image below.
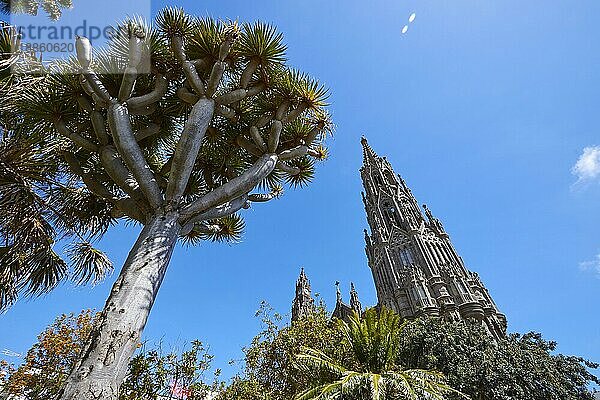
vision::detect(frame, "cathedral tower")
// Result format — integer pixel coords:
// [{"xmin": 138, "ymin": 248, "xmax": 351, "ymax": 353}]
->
[
  {"xmin": 360, "ymin": 137, "xmax": 506, "ymax": 338},
  {"xmin": 291, "ymin": 268, "xmax": 315, "ymax": 322}
]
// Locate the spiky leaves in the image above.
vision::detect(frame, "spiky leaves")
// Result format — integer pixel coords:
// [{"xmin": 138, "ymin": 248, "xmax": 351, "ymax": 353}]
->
[{"xmin": 295, "ymin": 308, "xmax": 464, "ymax": 400}]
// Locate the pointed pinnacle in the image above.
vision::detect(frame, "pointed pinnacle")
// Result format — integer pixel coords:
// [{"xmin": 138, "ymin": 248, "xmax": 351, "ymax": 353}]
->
[{"xmin": 361, "ymin": 136, "xmax": 378, "ymax": 165}]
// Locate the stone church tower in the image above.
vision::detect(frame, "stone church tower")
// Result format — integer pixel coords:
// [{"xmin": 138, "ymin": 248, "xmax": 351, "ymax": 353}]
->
[
  {"xmin": 360, "ymin": 137, "xmax": 507, "ymax": 338},
  {"xmin": 291, "ymin": 268, "xmax": 315, "ymax": 322}
]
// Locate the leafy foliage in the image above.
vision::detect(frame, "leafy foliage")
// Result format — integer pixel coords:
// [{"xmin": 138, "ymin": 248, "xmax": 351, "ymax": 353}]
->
[
  {"xmin": 294, "ymin": 308, "xmax": 460, "ymax": 400},
  {"xmin": 218, "ymin": 302, "xmax": 599, "ymax": 400},
  {"xmin": 120, "ymin": 340, "xmax": 221, "ymax": 400},
  {"xmin": 0, "ymin": 310, "xmax": 222, "ymax": 400},
  {"xmin": 397, "ymin": 317, "xmax": 600, "ymax": 400},
  {"xmin": 0, "ymin": 310, "xmax": 96, "ymax": 399},
  {"xmin": 218, "ymin": 301, "xmax": 348, "ymax": 400}
]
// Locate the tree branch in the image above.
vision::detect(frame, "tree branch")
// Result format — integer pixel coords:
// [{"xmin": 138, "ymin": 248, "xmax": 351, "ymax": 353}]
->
[
  {"xmin": 181, "ymin": 153, "xmax": 278, "ymax": 218},
  {"xmin": 181, "ymin": 195, "xmax": 248, "ymax": 232},
  {"xmin": 134, "ymin": 123, "xmax": 161, "ymax": 142},
  {"xmin": 53, "ymin": 120, "xmax": 99, "ymax": 152},
  {"xmin": 125, "ymin": 74, "xmax": 168, "ymax": 109},
  {"xmin": 106, "ymin": 103, "xmax": 163, "ymax": 209},
  {"xmin": 165, "ymin": 98, "xmax": 215, "ymax": 206}
]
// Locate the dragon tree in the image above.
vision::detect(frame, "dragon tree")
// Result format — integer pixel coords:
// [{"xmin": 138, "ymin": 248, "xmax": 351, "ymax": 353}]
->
[{"xmin": 0, "ymin": 8, "xmax": 332, "ymax": 399}]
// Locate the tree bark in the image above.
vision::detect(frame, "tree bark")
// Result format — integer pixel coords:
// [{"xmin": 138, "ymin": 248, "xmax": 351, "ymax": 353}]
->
[{"xmin": 58, "ymin": 211, "xmax": 181, "ymax": 400}]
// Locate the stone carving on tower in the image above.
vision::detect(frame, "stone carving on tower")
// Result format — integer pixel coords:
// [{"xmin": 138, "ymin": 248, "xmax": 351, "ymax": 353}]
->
[
  {"xmin": 360, "ymin": 137, "xmax": 507, "ymax": 338},
  {"xmin": 291, "ymin": 268, "xmax": 315, "ymax": 322}
]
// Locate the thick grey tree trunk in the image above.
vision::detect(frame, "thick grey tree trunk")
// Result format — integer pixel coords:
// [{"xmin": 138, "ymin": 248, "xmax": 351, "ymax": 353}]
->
[{"xmin": 58, "ymin": 211, "xmax": 181, "ymax": 400}]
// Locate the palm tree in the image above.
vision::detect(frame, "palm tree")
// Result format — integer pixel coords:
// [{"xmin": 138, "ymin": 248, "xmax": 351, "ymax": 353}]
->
[
  {"xmin": 295, "ymin": 308, "xmax": 467, "ymax": 400},
  {"xmin": 1, "ymin": 7, "xmax": 333, "ymax": 399}
]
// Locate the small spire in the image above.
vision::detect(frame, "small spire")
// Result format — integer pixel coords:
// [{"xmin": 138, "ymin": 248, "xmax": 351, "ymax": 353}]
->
[
  {"xmin": 350, "ymin": 282, "xmax": 362, "ymax": 314},
  {"xmin": 335, "ymin": 281, "xmax": 342, "ymax": 303},
  {"xmin": 361, "ymin": 136, "xmax": 379, "ymax": 165},
  {"xmin": 292, "ymin": 267, "xmax": 314, "ymax": 322},
  {"xmin": 423, "ymin": 204, "xmax": 433, "ymax": 221}
]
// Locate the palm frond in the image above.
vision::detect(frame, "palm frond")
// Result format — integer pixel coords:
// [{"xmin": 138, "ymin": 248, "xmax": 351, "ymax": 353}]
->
[{"xmin": 66, "ymin": 241, "xmax": 113, "ymax": 285}]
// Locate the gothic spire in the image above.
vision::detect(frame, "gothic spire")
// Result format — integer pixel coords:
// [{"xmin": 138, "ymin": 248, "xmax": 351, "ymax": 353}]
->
[
  {"xmin": 360, "ymin": 137, "xmax": 507, "ymax": 339},
  {"xmin": 350, "ymin": 282, "xmax": 362, "ymax": 315},
  {"xmin": 361, "ymin": 136, "xmax": 378, "ymax": 166},
  {"xmin": 291, "ymin": 268, "xmax": 315, "ymax": 322}
]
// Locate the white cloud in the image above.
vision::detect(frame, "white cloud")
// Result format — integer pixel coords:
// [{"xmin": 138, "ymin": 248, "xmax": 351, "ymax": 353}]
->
[
  {"xmin": 579, "ymin": 253, "xmax": 600, "ymax": 278},
  {"xmin": 572, "ymin": 145, "xmax": 600, "ymax": 184}
]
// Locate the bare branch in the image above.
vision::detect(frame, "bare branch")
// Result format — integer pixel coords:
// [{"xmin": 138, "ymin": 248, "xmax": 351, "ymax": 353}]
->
[
  {"xmin": 176, "ymin": 87, "xmax": 199, "ymax": 104},
  {"xmin": 239, "ymin": 59, "xmax": 259, "ymax": 89},
  {"xmin": 182, "ymin": 153, "xmax": 278, "ymax": 217},
  {"xmin": 171, "ymin": 36, "xmax": 206, "ymax": 96},
  {"xmin": 118, "ymin": 35, "xmax": 144, "ymax": 102},
  {"xmin": 165, "ymin": 98, "xmax": 215, "ymax": 206},
  {"xmin": 63, "ymin": 151, "xmax": 145, "ymax": 222},
  {"xmin": 206, "ymin": 61, "xmax": 225, "ymax": 97},
  {"xmin": 268, "ymin": 120, "xmax": 282, "ymax": 152},
  {"xmin": 125, "ymin": 74, "xmax": 168, "ymax": 109},
  {"xmin": 99, "ymin": 145, "xmax": 141, "ymax": 198},
  {"xmin": 118, "ymin": 67, "xmax": 137, "ymax": 102},
  {"xmin": 107, "ymin": 103, "xmax": 163, "ymax": 209},
  {"xmin": 134, "ymin": 123, "xmax": 161, "ymax": 142},
  {"xmin": 276, "ymin": 160, "xmax": 300, "ymax": 175},
  {"xmin": 250, "ymin": 126, "xmax": 267, "ymax": 151},
  {"xmin": 54, "ymin": 120, "xmax": 99, "ymax": 152},
  {"xmin": 215, "ymin": 88, "xmax": 246, "ymax": 105},
  {"xmin": 248, "ymin": 193, "xmax": 278, "ymax": 203},
  {"xmin": 279, "ymin": 145, "xmax": 308, "ymax": 161},
  {"xmin": 236, "ymin": 136, "xmax": 263, "ymax": 157},
  {"xmin": 215, "ymin": 104, "xmax": 238, "ymax": 121},
  {"xmin": 81, "ymin": 70, "xmax": 112, "ymax": 103},
  {"xmin": 283, "ymin": 102, "xmax": 308, "ymax": 124},
  {"xmin": 181, "ymin": 195, "xmax": 248, "ymax": 232}
]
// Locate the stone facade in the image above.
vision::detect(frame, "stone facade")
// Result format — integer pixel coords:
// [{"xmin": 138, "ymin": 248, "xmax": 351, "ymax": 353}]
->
[{"xmin": 360, "ymin": 137, "xmax": 506, "ymax": 338}]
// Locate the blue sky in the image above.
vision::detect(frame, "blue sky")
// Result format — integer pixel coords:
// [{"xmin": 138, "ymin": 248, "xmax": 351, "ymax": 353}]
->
[{"xmin": 2, "ymin": 0, "xmax": 600, "ymax": 381}]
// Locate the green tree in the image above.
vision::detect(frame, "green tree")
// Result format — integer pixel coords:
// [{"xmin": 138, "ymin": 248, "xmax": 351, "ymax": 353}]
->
[
  {"xmin": 295, "ymin": 308, "xmax": 459, "ymax": 400},
  {"xmin": 219, "ymin": 301, "xmax": 348, "ymax": 400},
  {"xmin": 397, "ymin": 317, "xmax": 600, "ymax": 400},
  {"xmin": 119, "ymin": 340, "xmax": 221, "ymax": 400},
  {"xmin": 1, "ymin": 7, "xmax": 333, "ymax": 399}
]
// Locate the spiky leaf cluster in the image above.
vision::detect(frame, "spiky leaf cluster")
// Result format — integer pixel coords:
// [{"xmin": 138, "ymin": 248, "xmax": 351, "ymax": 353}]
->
[{"xmin": 0, "ymin": 0, "xmax": 72, "ymax": 20}]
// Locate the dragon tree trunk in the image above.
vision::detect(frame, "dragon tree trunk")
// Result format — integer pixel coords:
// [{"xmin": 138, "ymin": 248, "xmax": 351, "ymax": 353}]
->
[{"xmin": 58, "ymin": 211, "xmax": 181, "ymax": 400}]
